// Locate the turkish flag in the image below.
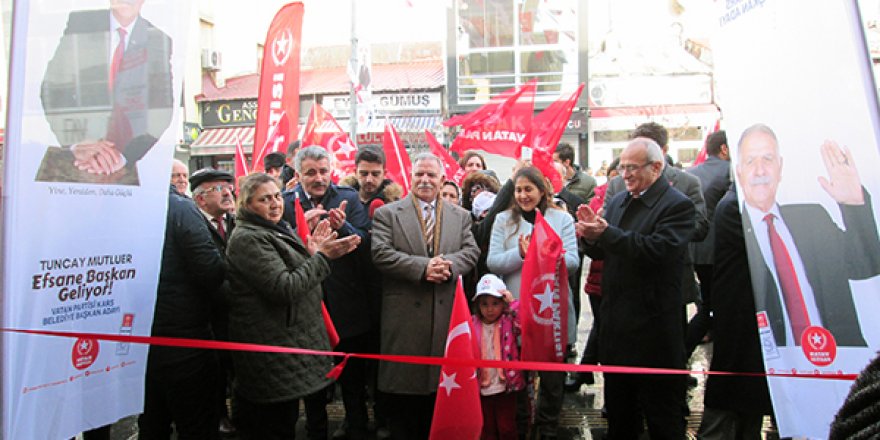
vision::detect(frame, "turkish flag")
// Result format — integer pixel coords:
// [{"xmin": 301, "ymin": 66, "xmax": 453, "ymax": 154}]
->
[
  {"xmin": 293, "ymin": 196, "xmax": 340, "ymax": 349},
  {"xmin": 234, "ymin": 135, "xmax": 249, "ymax": 191},
  {"xmin": 429, "ymin": 278, "xmax": 482, "ymax": 440},
  {"xmin": 300, "ymin": 103, "xmax": 357, "ymax": 183},
  {"xmin": 425, "ymin": 130, "xmax": 466, "ymax": 185},
  {"xmin": 519, "ymin": 210, "xmax": 569, "ymax": 362},
  {"xmin": 253, "ymin": 111, "xmax": 290, "ymax": 172},
  {"xmin": 528, "ymin": 84, "xmax": 584, "ymax": 152},
  {"xmin": 254, "ymin": 3, "xmax": 302, "ymax": 169},
  {"xmin": 447, "ymin": 81, "xmax": 536, "ymax": 158},
  {"xmin": 382, "ymin": 122, "xmax": 412, "ymax": 195}
]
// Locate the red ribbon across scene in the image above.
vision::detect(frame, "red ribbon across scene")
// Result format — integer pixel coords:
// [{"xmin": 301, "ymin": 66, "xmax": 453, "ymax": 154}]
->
[{"xmin": 0, "ymin": 327, "xmax": 857, "ymax": 381}]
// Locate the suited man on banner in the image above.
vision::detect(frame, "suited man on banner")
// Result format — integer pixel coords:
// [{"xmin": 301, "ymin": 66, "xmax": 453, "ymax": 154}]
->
[
  {"xmin": 579, "ymin": 137, "xmax": 695, "ymax": 438},
  {"xmin": 736, "ymin": 123, "xmax": 880, "ymax": 347},
  {"xmin": 371, "ymin": 153, "xmax": 480, "ymax": 439},
  {"xmin": 38, "ymin": 0, "xmax": 173, "ymax": 184}
]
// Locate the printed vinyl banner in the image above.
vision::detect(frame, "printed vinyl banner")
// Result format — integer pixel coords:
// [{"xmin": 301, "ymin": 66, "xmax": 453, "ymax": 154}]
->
[
  {"xmin": 712, "ymin": 1, "xmax": 880, "ymax": 437},
  {"xmin": 1, "ymin": 0, "xmax": 192, "ymax": 438}
]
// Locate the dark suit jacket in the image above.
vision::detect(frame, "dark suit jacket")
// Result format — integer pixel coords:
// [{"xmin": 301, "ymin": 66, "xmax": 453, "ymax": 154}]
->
[
  {"xmin": 605, "ymin": 166, "xmax": 708, "ymax": 302},
  {"xmin": 371, "ymin": 195, "xmax": 479, "ymax": 394},
  {"xmin": 585, "ymin": 177, "xmax": 695, "ymax": 368},
  {"xmin": 704, "ymin": 188, "xmax": 771, "ymax": 414},
  {"xmin": 743, "ymin": 190, "xmax": 880, "ymax": 346},
  {"xmin": 281, "ymin": 184, "xmax": 374, "ymax": 340},
  {"xmin": 41, "ymin": 9, "xmax": 173, "ymax": 165},
  {"xmin": 687, "ymin": 156, "xmax": 730, "ymax": 265}
]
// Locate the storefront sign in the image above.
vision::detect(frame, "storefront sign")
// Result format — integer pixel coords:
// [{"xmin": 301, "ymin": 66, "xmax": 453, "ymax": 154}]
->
[
  {"xmin": 201, "ymin": 99, "xmax": 258, "ymax": 128},
  {"xmin": 325, "ymin": 92, "xmax": 442, "ymax": 118}
]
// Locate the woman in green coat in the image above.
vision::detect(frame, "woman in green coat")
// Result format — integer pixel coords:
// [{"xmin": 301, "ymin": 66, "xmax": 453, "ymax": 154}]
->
[{"xmin": 225, "ymin": 173, "xmax": 359, "ymax": 440}]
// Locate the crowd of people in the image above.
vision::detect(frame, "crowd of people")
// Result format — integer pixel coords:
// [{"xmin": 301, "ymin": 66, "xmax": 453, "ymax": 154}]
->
[{"xmin": 82, "ymin": 120, "xmax": 880, "ymax": 440}]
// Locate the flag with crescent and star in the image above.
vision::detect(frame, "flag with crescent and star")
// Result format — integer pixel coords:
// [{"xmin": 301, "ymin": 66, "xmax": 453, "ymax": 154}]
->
[
  {"xmin": 519, "ymin": 210, "xmax": 569, "ymax": 362},
  {"xmin": 429, "ymin": 277, "xmax": 482, "ymax": 440}
]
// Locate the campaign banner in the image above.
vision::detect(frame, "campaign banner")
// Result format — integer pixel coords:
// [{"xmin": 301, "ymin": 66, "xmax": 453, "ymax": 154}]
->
[
  {"xmin": 1, "ymin": 1, "xmax": 192, "ymax": 438},
  {"xmin": 712, "ymin": 1, "xmax": 880, "ymax": 437},
  {"xmin": 252, "ymin": 2, "xmax": 303, "ymax": 171}
]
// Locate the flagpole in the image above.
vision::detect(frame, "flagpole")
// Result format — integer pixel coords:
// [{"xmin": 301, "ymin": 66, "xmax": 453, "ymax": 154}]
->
[{"xmin": 349, "ymin": 0, "xmax": 358, "ymax": 144}]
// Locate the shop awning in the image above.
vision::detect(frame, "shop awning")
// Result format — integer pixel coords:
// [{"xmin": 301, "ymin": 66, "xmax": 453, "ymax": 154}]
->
[
  {"xmin": 190, "ymin": 126, "xmax": 255, "ymax": 156},
  {"xmin": 318, "ymin": 116, "xmax": 442, "ymax": 133}
]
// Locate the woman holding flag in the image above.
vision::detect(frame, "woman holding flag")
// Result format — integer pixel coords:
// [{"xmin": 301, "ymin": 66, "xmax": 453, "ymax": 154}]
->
[
  {"xmin": 486, "ymin": 166, "xmax": 580, "ymax": 439},
  {"xmin": 224, "ymin": 173, "xmax": 360, "ymax": 439}
]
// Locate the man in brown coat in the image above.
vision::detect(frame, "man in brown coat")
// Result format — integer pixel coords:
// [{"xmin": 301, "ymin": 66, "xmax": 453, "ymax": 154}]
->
[{"xmin": 371, "ymin": 152, "xmax": 480, "ymax": 439}]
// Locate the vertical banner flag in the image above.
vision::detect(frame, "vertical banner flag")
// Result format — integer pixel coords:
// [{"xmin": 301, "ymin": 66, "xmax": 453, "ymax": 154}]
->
[
  {"xmin": 382, "ymin": 121, "xmax": 412, "ymax": 195},
  {"xmin": 1, "ymin": 1, "xmax": 193, "ymax": 438},
  {"xmin": 234, "ymin": 135, "xmax": 249, "ymax": 189},
  {"xmin": 425, "ymin": 130, "xmax": 466, "ymax": 185},
  {"xmin": 528, "ymin": 84, "xmax": 584, "ymax": 152},
  {"xmin": 713, "ymin": 1, "xmax": 880, "ymax": 437},
  {"xmin": 519, "ymin": 210, "xmax": 569, "ymax": 362},
  {"xmin": 253, "ymin": 2, "xmax": 303, "ymax": 169},
  {"xmin": 448, "ymin": 81, "xmax": 537, "ymax": 157},
  {"xmin": 429, "ymin": 278, "xmax": 482, "ymax": 440}
]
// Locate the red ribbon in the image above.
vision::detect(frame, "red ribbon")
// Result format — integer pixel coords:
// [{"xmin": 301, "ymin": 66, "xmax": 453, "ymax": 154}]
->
[{"xmin": 1, "ymin": 327, "xmax": 858, "ymax": 381}]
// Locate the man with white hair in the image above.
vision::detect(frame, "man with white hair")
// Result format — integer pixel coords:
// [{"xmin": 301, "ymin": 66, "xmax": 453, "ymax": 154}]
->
[
  {"xmin": 171, "ymin": 159, "xmax": 188, "ymax": 195},
  {"xmin": 577, "ymin": 137, "xmax": 696, "ymax": 439},
  {"xmin": 371, "ymin": 153, "xmax": 480, "ymax": 439}
]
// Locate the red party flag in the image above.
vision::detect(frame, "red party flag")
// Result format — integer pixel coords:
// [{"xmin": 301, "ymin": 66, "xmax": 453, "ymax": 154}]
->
[
  {"xmin": 253, "ymin": 3, "xmax": 302, "ymax": 170},
  {"xmin": 528, "ymin": 84, "xmax": 584, "ymax": 152},
  {"xmin": 519, "ymin": 210, "xmax": 569, "ymax": 362},
  {"xmin": 382, "ymin": 122, "xmax": 412, "ymax": 195},
  {"xmin": 300, "ymin": 103, "xmax": 356, "ymax": 183},
  {"xmin": 443, "ymin": 83, "xmax": 522, "ymax": 128},
  {"xmin": 294, "ymin": 196, "xmax": 340, "ymax": 349},
  {"xmin": 234, "ymin": 135, "xmax": 249, "ymax": 191},
  {"xmin": 531, "ymin": 147, "xmax": 564, "ymax": 193},
  {"xmin": 448, "ymin": 81, "xmax": 536, "ymax": 157},
  {"xmin": 425, "ymin": 130, "xmax": 466, "ymax": 185},
  {"xmin": 692, "ymin": 118, "xmax": 722, "ymax": 166},
  {"xmin": 429, "ymin": 277, "xmax": 482, "ymax": 440}
]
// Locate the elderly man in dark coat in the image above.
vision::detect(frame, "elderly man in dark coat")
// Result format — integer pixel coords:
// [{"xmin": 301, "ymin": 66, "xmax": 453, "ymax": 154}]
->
[
  {"xmin": 371, "ymin": 153, "xmax": 480, "ymax": 439},
  {"xmin": 578, "ymin": 137, "xmax": 695, "ymax": 439}
]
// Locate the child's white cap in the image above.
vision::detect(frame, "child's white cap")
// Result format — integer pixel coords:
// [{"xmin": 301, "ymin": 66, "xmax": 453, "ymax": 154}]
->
[{"xmin": 474, "ymin": 274, "xmax": 506, "ymax": 299}]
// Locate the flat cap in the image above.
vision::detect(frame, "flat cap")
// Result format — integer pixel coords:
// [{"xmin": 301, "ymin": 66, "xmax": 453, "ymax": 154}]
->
[{"xmin": 190, "ymin": 168, "xmax": 234, "ymax": 192}]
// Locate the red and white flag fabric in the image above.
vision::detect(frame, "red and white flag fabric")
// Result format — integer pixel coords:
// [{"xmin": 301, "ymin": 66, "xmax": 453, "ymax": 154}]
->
[
  {"xmin": 425, "ymin": 130, "xmax": 466, "ymax": 185},
  {"xmin": 234, "ymin": 135, "xmax": 249, "ymax": 190},
  {"xmin": 519, "ymin": 210, "xmax": 569, "ymax": 362},
  {"xmin": 253, "ymin": 111, "xmax": 290, "ymax": 172},
  {"xmin": 443, "ymin": 83, "xmax": 522, "ymax": 128},
  {"xmin": 448, "ymin": 81, "xmax": 537, "ymax": 158},
  {"xmin": 293, "ymin": 196, "xmax": 340, "ymax": 349},
  {"xmin": 253, "ymin": 3, "xmax": 302, "ymax": 169},
  {"xmin": 528, "ymin": 84, "xmax": 584, "ymax": 152},
  {"xmin": 530, "ymin": 146, "xmax": 564, "ymax": 193},
  {"xmin": 382, "ymin": 122, "xmax": 412, "ymax": 195},
  {"xmin": 300, "ymin": 103, "xmax": 357, "ymax": 182},
  {"xmin": 429, "ymin": 278, "xmax": 482, "ymax": 440}
]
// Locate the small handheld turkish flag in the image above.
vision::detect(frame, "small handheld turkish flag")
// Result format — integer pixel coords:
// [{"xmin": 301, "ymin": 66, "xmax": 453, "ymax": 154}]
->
[{"xmin": 429, "ymin": 277, "xmax": 482, "ymax": 440}]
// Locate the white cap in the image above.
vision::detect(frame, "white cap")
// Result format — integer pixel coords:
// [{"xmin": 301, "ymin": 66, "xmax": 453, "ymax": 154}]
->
[
  {"xmin": 472, "ymin": 191, "xmax": 496, "ymax": 218},
  {"xmin": 474, "ymin": 274, "xmax": 507, "ymax": 299}
]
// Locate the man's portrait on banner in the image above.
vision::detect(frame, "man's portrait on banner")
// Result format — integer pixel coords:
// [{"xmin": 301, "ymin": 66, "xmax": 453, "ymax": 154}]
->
[
  {"xmin": 36, "ymin": 0, "xmax": 173, "ymax": 185},
  {"xmin": 737, "ymin": 123, "xmax": 880, "ymax": 348}
]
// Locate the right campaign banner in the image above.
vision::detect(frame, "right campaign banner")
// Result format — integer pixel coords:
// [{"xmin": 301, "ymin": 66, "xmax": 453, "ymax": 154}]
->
[{"xmin": 712, "ymin": 1, "xmax": 880, "ymax": 437}]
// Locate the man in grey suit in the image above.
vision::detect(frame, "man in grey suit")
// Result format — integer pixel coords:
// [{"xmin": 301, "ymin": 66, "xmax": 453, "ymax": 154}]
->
[
  {"xmin": 371, "ymin": 153, "xmax": 480, "ymax": 439},
  {"xmin": 685, "ymin": 130, "xmax": 731, "ymax": 354}
]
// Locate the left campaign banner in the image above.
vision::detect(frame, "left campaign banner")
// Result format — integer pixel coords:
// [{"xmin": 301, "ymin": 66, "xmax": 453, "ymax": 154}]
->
[{"xmin": 1, "ymin": 0, "xmax": 193, "ymax": 438}]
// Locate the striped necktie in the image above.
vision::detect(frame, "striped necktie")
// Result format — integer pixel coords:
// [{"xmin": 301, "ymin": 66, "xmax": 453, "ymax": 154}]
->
[{"xmin": 423, "ymin": 204, "xmax": 434, "ymax": 255}]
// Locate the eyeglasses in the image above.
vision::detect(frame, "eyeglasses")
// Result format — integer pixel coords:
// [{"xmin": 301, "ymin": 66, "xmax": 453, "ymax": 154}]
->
[
  {"xmin": 204, "ymin": 184, "xmax": 234, "ymax": 193},
  {"xmin": 616, "ymin": 163, "xmax": 651, "ymax": 174}
]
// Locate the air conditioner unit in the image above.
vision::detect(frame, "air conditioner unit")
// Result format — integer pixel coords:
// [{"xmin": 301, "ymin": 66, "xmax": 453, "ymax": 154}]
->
[
  {"xmin": 589, "ymin": 83, "xmax": 606, "ymax": 106},
  {"xmin": 201, "ymin": 49, "xmax": 222, "ymax": 71}
]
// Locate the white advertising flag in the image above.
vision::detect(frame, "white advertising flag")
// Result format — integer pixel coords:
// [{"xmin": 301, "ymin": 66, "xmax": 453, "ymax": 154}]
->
[{"xmin": 1, "ymin": 0, "xmax": 193, "ymax": 438}]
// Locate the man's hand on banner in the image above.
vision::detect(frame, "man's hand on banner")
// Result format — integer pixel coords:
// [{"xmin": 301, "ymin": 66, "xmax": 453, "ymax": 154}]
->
[
  {"xmin": 818, "ymin": 140, "xmax": 864, "ymax": 205},
  {"xmin": 72, "ymin": 140, "xmax": 123, "ymax": 175}
]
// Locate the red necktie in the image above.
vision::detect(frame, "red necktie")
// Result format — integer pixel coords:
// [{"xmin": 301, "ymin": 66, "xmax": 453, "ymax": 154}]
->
[
  {"xmin": 764, "ymin": 214, "xmax": 811, "ymax": 343},
  {"xmin": 109, "ymin": 27, "xmax": 127, "ymax": 90},
  {"xmin": 214, "ymin": 216, "xmax": 227, "ymax": 240}
]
